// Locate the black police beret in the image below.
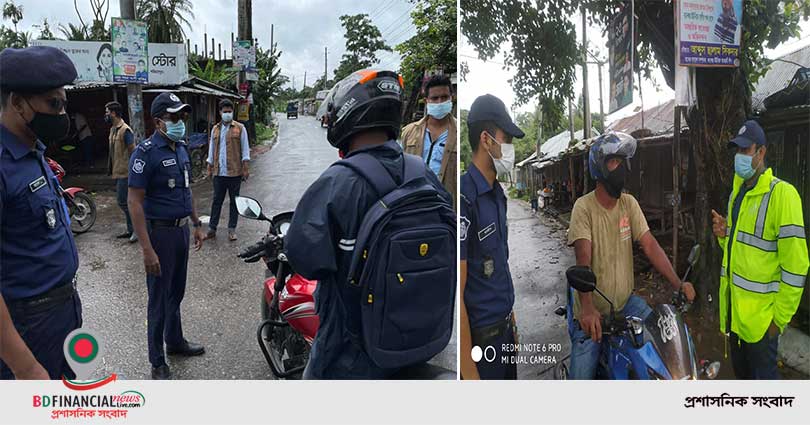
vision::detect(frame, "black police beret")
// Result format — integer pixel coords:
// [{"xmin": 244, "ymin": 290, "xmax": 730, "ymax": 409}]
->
[{"xmin": 0, "ymin": 46, "xmax": 78, "ymax": 93}]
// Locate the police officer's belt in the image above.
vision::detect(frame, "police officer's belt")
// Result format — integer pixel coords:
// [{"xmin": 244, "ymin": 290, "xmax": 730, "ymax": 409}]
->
[
  {"xmin": 7, "ymin": 275, "xmax": 76, "ymax": 315},
  {"xmin": 149, "ymin": 217, "xmax": 188, "ymax": 227},
  {"xmin": 471, "ymin": 312, "xmax": 513, "ymax": 347}
]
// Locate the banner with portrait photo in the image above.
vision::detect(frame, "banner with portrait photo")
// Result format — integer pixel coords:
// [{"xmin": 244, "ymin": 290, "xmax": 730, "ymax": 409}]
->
[
  {"xmin": 111, "ymin": 18, "xmax": 149, "ymax": 83},
  {"xmin": 30, "ymin": 40, "xmax": 188, "ymax": 85},
  {"xmin": 678, "ymin": 0, "xmax": 743, "ymax": 67}
]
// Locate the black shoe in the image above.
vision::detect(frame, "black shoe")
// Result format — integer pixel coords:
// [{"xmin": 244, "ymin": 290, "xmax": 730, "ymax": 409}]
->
[
  {"xmin": 166, "ymin": 340, "xmax": 205, "ymax": 356},
  {"xmin": 116, "ymin": 232, "xmax": 133, "ymax": 239},
  {"xmin": 151, "ymin": 364, "xmax": 171, "ymax": 380}
]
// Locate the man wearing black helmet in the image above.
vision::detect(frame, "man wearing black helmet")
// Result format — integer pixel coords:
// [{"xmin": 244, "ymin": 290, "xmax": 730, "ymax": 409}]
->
[
  {"xmin": 566, "ymin": 132, "xmax": 696, "ymax": 379},
  {"xmin": 285, "ymin": 69, "xmax": 452, "ymax": 379}
]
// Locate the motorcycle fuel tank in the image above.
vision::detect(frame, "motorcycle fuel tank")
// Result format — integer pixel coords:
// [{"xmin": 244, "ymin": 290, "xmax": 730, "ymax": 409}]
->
[{"xmin": 274, "ymin": 274, "xmax": 319, "ymax": 342}]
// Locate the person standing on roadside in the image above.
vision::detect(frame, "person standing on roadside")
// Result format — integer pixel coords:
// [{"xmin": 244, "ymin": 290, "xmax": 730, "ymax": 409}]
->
[
  {"xmin": 105, "ymin": 101, "xmax": 137, "ymax": 242},
  {"xmin": 206, "ymin": 98, "xmax": 250, "ymax": 242}
]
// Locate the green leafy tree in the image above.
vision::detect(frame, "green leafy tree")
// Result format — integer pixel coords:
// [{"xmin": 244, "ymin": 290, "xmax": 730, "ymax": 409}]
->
[
  {"xmin": 59, "ymin": 22, "xmax": 89, "ymax": 41},
  {"xmin": 460, "ymin": 109, "xmax": 471, "ymax": 171},
  {"xmin": 189, "ymin": 59, "xmax": 235, "ymax": 87},
  {"xmin": 396, "ymin": 0, "xmax": 457, "ymax": 122},
  {"xmin": 253, "ymin": 44, "xmax": 288, "ymax": 123},
  {"xmin": 72, "ymin": 0, "xmax": 110, "ymax": 41},
  {"xmin": 0, "ymin": 1, "xmax": 27, "ymax": 48},
  {"xmin": 33, "ymin": 18, "xmax": 56, "ymax": 40},
  {"xmin": 462, "ymin": 0, "xmax": 810, "ymax": 315},
  {"xmin": 136, "ymin": 0, "xmax": 194, "ymax": 43},
  {"xmin": 333, "ymin": 14, "xmax": 391, "ymax": 81}
]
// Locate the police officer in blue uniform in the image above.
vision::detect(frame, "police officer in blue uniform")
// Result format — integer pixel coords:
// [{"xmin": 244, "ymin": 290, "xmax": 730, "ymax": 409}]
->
[
  {"xmin": 460, "ymin": 94, "xmax": 524, "ymax": 380},
  {"xmin": 285, "ymin": 70, "xmax": 451, "ymax": 379},
  {"xmin": 0, "ymin": 46, "xmax": 83, "ymax": 380},
  {"xmin": 128, "ymin": 92, "xmax": 206, "ymax": 380}
]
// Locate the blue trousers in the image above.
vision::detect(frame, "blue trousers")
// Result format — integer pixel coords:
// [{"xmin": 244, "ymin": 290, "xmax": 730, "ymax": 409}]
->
[
  {"xmin": 473, "ymin": 322, "xmax": 517, "ymax": 380},
  {"xmin": 729, "ymin": 331, "xmax": 779, "ymax": 379},
  {"xmin": 568, "ymin": 294, "xmax": 652, "ymax": 379},
  {"xmin": 0, "ymin": 292, "xmax": 83, "ymax": 380},
  {"xmin": 146, "ymin": 224, "xmax": 189, "ymax": 367},
  {"xmin": 209, "ymin": 176, "xmax": 241, "ymax": 231},
  {"xmin": 115, "ymin": 178, "xmax": 133, "ymax": 234}
]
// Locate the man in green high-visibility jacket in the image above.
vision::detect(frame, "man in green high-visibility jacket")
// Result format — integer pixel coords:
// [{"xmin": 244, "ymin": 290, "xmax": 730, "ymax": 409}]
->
[{"xmin": 712, "ymin": 120, "xmax": 808, "ymax": 379}]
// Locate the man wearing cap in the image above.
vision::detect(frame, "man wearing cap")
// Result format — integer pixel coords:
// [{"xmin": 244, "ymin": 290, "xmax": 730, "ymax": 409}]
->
[
  {"xmin": 711, "ymin": 119, "xmax": 808, "ymax": 379},
  {"xmin": 0, "ymin": 46, "xmax": 83, "ymax": 379},
  {"xmin": 459, "ymin": 94, "xmax": 523, "ymax": 380},
  {"xmin": 128, "ymin": 92, "xmax": 206, "ymax": 380}
]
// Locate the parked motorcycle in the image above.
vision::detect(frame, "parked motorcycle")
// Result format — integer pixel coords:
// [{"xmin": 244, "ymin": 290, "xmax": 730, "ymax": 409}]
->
[
  {"xmin": 46, "ymin": 157, "xmax": 96, "ymax": 234},
  {"xmin": 235, "ymin": 196, "xmax": 456, "ymax": 380},
  {"xmin": 553, "ymin": 245, "xmax": 721, "ymax": 380}
]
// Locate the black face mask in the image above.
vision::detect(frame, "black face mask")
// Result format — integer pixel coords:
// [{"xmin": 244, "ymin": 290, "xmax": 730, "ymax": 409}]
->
[
  {"xmin": 602, "ymin": 162, "xmax": 628, "ymax": 199},
  {"xmin": 21, "ymin": 99, "xmax": 71, "ymax": 143},
  {"xmin": 104, "ymin": 114, "xmax": 112, "ymax": 124}
]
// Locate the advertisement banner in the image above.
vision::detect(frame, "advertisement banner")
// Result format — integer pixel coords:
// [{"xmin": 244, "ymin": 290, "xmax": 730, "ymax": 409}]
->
[
  {"xmin": 678, "ymin": 0, "xmax": 743, "ymax": 67},
  {"xmin": 111, "ymin": 18, "xmax": 149, "ymax": 83},
  {"xmin": 233, "ymin": 40, "xmax": 256, "ymax": 72},
  {"xmin": 31, "ymin": 40, "xmax": 188, "ymax": 85},
  {"xmin": 608, "ymin": 1, "xmax": 634, "ymax": 113}
]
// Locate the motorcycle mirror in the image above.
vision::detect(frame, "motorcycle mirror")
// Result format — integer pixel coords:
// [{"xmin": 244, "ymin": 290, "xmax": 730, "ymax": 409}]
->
[
  {"xmin": 566, "ymin": 266, "xmax": 597, "ymax": 293},
  {"xmin": 235, "ymin": 196, "xmax": 269, "ymax": 221},
  {"xmin": 687, "ymin": 245, "xmax": 701, "ymax": 267}
]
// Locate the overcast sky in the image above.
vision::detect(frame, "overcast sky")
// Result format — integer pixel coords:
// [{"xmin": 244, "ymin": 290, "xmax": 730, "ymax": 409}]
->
[
  {"xmin": 460, "ymin": 11, "xmax": 810, "ymax": 127},
  {"xmin": 14, "ymin": 0, "xmax": 419, "ymax": 90}
]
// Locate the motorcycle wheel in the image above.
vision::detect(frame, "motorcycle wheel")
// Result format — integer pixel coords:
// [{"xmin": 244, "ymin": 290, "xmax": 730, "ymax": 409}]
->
[
  {"xmin": 70, "ymin": 192, "xmax": 96, "ymax": 234},
  {"xmin": 260, "ymin": 296, "xmax": 306, "ymax": 379}
]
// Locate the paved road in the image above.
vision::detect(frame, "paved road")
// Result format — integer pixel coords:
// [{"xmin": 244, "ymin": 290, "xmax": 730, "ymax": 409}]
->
[
  {"xmin": 506, "ymin": 194, "xmax": 572, "ymax": 380},
  {"xmin": 73, "ymin": 113, "xmax": 455, "ymax": 379}
]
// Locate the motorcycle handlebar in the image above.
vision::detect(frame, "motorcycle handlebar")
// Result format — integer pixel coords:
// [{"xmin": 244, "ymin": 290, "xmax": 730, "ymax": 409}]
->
[{"xmin": 237, "ymin": 235, "xmax": 276, "ymax": 261}]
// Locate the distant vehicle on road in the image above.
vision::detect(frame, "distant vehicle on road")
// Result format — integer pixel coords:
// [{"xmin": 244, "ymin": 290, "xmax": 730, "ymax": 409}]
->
[{"xmin": 286, "ymin": 101, "xmax": 298, "ymax": 119}]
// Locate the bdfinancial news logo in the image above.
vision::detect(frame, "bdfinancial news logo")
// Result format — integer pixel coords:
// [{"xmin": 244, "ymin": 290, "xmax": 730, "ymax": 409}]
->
[{"xmin": 31, "ymin": 328, "xmax": 146, "ymax": 421}]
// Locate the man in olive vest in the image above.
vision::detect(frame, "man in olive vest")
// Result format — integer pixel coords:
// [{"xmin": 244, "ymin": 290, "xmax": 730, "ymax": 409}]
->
[
  {"xmin": 106, "ymin": 101, "xmax": 136, "ymax": 242},
  {"xmin": 400, "ymin": 74, "xmax": 457, "ymax": 208},
  {"xmin": 206, "ymin": 98, "xmax": 250, "ymax": 241}
]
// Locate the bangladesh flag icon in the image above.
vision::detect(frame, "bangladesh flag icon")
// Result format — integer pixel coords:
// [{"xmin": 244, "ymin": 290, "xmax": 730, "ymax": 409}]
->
[
  {"xmin": 62, "ymin": 328, "xmax": 105, "ymax": 381},
  {"xmin": 67, "ymin": 333, "xmax": 99, "ymax": 364}
]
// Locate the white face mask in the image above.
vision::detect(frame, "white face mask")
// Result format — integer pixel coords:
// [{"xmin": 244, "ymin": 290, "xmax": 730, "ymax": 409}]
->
[
  {"xmin": 486, "ymin": 133, "xmax": 514, "ymax": 177},
  {"xmin": 221, "ymin": 112, "xmax": 233, "ymax": 122}
]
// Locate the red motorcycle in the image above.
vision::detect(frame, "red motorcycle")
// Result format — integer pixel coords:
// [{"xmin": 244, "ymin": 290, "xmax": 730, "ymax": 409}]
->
[
  {"xmin": 46, "ymin": 157, "xmax": 97, "ymax": 234},
  {"xmin": 235, "ymin": 196, "xmax": 456, "ymax": 380},
  {"xmin": 235, "ymin": 196, "xmax": 316, "ymax": 379}
]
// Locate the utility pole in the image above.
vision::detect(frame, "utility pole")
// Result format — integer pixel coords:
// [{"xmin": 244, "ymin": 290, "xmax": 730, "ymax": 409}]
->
[
  {"xmin": 119, "ymin": 0, "xmax": 144, "ymax": 142},
  {"xmin": 597, "ymin": 61, "xmax": 605, "ymax": 133},
  {"xmin": 238, "ymin": 0, "xmax": 256, "ymax": 142},
  {"xmin": 581, "ymin": 7, "xmax": 591, "ymax": 140},
  {"xmin": 204, "ymin": 32, "xmax": 208, "ymax": 59},
  {"xmin": 303, "ymin": 71, "xmax": 307, "ymax": 90},
  {"xmin": 270, "ymin": 25, "xmax": 274, "ymax": 55},
  {"xmin": 568, "ymin": 98, "xmax": 575, "ymax": 142},
  {"xmin": 324, "ymin": 47, "xmax": 328, "ymax": 89}
]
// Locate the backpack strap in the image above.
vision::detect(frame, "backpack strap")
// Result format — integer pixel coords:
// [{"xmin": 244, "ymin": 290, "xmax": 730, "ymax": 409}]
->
[
  {"xmin": 333, "ymin": 152, "xmax": 399, "ymax": 198},
  {"xmin": 401, "ymin": 153, "xmax": 427, "ymax": 185}
]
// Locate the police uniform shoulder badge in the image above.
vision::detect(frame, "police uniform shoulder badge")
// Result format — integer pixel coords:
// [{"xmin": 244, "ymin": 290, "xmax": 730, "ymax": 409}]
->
[
  {"xmin": 460, "ymin": 216, "xmax": 470, "ymax": 241},
  {"xmin": 132, "ymin": 158, "xmax": 145, "ymax": 174},
  {"xmin": 46, "ymin": 208, "xmax": 56, "ymax": 229}
]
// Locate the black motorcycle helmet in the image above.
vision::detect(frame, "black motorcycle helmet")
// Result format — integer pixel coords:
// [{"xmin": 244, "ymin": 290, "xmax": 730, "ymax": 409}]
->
[{"xmin": 325, "ymin": 69, "xmax": 404, "ymax": 150}]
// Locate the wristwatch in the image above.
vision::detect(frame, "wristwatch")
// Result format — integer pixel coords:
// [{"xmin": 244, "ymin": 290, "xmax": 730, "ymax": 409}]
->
[{"xmin": 192, "ymin": 220, "xmax": 202, "ymax": 228}]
